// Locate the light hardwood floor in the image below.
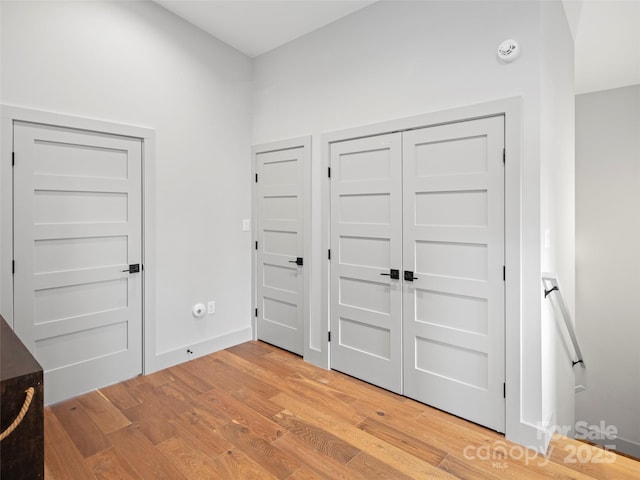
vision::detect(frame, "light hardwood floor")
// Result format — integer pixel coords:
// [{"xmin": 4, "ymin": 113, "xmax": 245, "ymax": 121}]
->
[{"xmin": 44, "ymin": 341, "xmax": 639, "ymax": 479}]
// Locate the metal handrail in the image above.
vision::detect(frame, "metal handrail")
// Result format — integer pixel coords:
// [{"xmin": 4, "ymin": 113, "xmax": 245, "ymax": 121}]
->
[{"xmin": 542, "ymin": 273, "xmax": 587, "ymax": 392}]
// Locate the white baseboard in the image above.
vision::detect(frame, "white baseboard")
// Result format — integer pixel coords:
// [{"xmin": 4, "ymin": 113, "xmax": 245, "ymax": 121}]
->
[
  {"xmin": 599, "ymin": 436, "xmax": 640, "ymax": 460},
  {"xmin": 152, "ymin": 327, "xmax": 252, "ymax": 373}
]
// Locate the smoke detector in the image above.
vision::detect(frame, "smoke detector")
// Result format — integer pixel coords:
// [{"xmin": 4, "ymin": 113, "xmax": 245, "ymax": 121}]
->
[{"xmin": 498, "ymin": 39, "xmax": 521, "ymax": 62}]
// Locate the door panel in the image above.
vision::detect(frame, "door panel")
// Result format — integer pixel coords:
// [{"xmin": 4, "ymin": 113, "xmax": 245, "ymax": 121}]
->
[
  {"xmin": 403, "ymin": 116, "xmax": 505, "ymax": 432},
  {"xmin": 13, "ymin": 122, "xmax": 142, "ymax": 405},
  {"xmin": 330, "ymin": 133, "xmax": 403, "ymax": 393},
  {"xmin": 256, "ymin": 146, "xmax": 304, "ymax": 355}
]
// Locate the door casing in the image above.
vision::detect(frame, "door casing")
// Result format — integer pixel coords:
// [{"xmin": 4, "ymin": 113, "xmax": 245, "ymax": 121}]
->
[{"xmin": 0, "ymin": 105, "xmax": 157, "ymax": 375}]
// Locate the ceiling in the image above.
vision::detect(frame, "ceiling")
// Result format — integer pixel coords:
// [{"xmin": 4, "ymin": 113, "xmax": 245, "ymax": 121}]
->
[
  {"xmin": 155, "ymin": 0, "xmax": 378, "ymax": 58},
  {"xmin": 156, "ymin": 0, "xmax": 640, "ymax": 94}
]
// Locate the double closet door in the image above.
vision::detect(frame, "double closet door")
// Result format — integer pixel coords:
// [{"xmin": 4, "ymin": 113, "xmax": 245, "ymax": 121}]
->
[{"xmin": 330, "ymin": 116, "xmax": 506, "ymax": 432}]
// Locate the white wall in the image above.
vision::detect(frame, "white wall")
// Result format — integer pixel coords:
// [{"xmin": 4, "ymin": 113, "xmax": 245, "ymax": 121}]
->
[
  {"xmin": 539, "ymin": 0, "xmax": 576, "ymax": 436},
  {"xmin": 576, "ymin": 85, "xmax": 640, "ymax": 457},
  {"xmin": 0, "ymin": 0, "xmax": 253, "ymax": 369},
  {"xmin": 252, "ymin": 0, "xmax": 574, "ymax": 450}
]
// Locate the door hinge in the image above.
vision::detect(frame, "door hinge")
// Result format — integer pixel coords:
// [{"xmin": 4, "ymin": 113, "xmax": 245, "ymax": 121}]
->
[
  {"xmin": 255, "ymin": 173, "xmax": 258, "ymax": 182},
  {"xmin": 503, "ymin": 148, "xmax": 506, "ymax": 164},
  {"xmin": 255, "ymin": 308, "xmax": 258, "ymax": 318},
  {"xmin": 328, "ymin": 167, "xmax": 331, "ymax": 178},
  {"xmin": 12, "ymin": 260, "xmax": 15, "ymax": 274},
  {"xmin": 255, "ymin": 241, "xmax": 258, "ymax": 250},
  {"xmin": 328, "ymin": 331, "xmax": 331, "ymax": 342},
  {"xmin": 503, "ymin": 382, "xmax": 506, "ymax": 398},
  {"xmin": 328, "ymin": 249, "xmax": 331, "ymax": 260},
  {"xmin": 12, "ymin": 152, "xmax": 15, "ymax": 167},
  {"xmin": 503, "ymin": 265, "xmax": 506, "ymax": 281}
]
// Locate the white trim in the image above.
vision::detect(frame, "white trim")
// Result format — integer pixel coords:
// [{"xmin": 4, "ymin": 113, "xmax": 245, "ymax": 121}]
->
[
  {"xmin": 320, "ymin": 97, "xmax": 535, "ymax": 449},
  {"xmin": 606, "ymin": 436, "xmax": 640, "ymax": 460},
  {"xmin": 154, "ymin": 327, "xmax": 252, "ymax": 372},
  {"xmin": 251, "ymin": 136, "xmax": 313, "ymax": 360},
  {"xmin": 0, "ymin": 109, "xmax": 14, "ymax": 326},
  {"xmin": 0, "ymin": 105, "xmax": 157, "ymax": 375}
]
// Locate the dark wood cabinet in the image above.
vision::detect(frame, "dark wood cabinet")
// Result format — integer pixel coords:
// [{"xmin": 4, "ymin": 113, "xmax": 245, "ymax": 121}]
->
[{"xmin": 1, "ymin": 315, "xmax": 44, "ymax": 479}]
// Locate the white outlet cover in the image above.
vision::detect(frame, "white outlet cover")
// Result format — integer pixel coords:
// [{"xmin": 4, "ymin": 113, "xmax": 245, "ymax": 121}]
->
[
  {"xmin": 242, "ymin": 219, "xmax": 250, "ymax": 231},
  {"xmin": 192, "ymin": 303, "xmax": 206, "ymax": 318},
  {"xmin": 207, "ymin": 301, "xmax": 216, "ymax": 314}
]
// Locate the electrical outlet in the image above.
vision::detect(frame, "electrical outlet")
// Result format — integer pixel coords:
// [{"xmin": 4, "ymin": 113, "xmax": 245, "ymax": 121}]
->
[{"xmin": 208, "ymin": 301, "xmax": 216, "ymax": 315}]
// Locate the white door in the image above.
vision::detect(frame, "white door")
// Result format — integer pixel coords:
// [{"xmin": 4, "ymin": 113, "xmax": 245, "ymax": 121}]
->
[
  {"xmin": 13, "ymin": 122, "xmax": 143, "ymax": 405},
  {"xmin": 402, "ymin": 116, "xmax": 505, "ymax": 432},
  {"xmin": 329, "ymin": 133, "xmax": 403, "ymax": 393},
  {"xmin": 255, "ymin": 145, "xmax": 305, "ymax": 355}
]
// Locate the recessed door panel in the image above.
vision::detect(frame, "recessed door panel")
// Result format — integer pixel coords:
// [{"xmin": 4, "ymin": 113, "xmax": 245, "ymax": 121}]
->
[
  {"xmin": 414, "ymin": 289, "xmax": 488, "ymax": 335},
  {"xmin": 339, "ymin": 194, "xmax": 391, "ymax": 225},
  {"xmin": 339, "ymin": 236, "xmax": 390, "ymax": 269},
  {"xmin": 339, "ymin": 277, "xmax": 391, "ymax": 315},
  {"xmin": 415, "ymin": 190, "xmax": 488, "ymax": 226},
  {"xmin": 415, "ymin": 241, "xmax": 488, "ymax": 280},
  {"xmin": 413, "ymin": 135, "xmax": 487, "ymax": 177}
]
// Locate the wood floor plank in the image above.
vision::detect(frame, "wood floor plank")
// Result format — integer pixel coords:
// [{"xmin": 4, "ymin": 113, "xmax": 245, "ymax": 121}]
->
[
  {"xmin": 216, "ymin": 348, "xmax": 295, "ymax": 389},
  {"xmin": 225, "ymin": 343, "xmax": 305, "ymax": 381},
  {"xmin": 44, "ymin": 408, "xmax": 98, "ymax": 480},
  {"xmin": 285, "ymin": 466, "xmax": 332, "ymax": 480},
  {"xmin": 230, "ymin": 386, "xmax": 284, "ymax": 419},
  {"xmin": 271, "ymin": 392, "xmax": 458, "ymax": 479},
  {"xmin": 99, "ymin": 382, "xmax": 141, "ymax": 411},
  {"xmin": 157, "ymin": 376, "xmax": 204, "ymax": 410},
  {"xmin": 168, "ymin": 410, "xmax": 232, "ymax": 459},
  {"xmin": 50, "ymin": 398, "xmax": 112, "ymax": 458},
  {"xmin": 273, "ymin": 432, "xmax": 368, "ymax": 480},
  {"xmin": 167, "ymin": 363, "xmax": 215, "ymax": 393},
  {"xmin": 227, "ymin": 340, "xmax": 278, "ymax": 357},
  {"xmin": 210, "ymin": 448, "xmax": 280, "ymax": 480},
  {"xmin": 156, "ymin": 436, "xmax": 224, "ymax": 480},
  {"xmin": 357, "ymin": 416, "xmax": 448, "ymax": 466},
  {"xmin": 350, "ymin": 394, "xmax": 426, "ymax": 423},
  {"xmin": 43, "ymin": 341, "xmax": 640, "ymax": 480},
  {"xmin": 202, "ymin": 354, "xmax": 282, "ymax": 398},
  {"xmin": 437, "ymin": 453, "xmax": 507, "ymax": 480},
  {"xmin": 546, "ymin": 435, "xmax": 640, "ymax": 480},
  {"xmin": 143, "ymin": 369, "xmax": 174, "ymax": 387},
  {"xmin": 217, "ymin": 421, "xmax": 301, "ymax": 479},
  {"xmin": 220, "ymin": 348, "xmax": 364, "ymax": 424},
  {"xmin": 347, "ymin": 451, "xmax": 417, "ymax": 480},
  {"xmin": 86, "ymin": 447, "xmax": 143, "ymax": 480},
  {"xmin": 199, "ymin": 387, "xmax": 285, "ymax": 442},
  {"xmin": 76, "ymin": 390, "xmax": 132, "ymax": 435},
  {"xmin": 122, "ymin": 396, "xmax": 178, "ymax": 445},
  {"xmin": 313, "ymin": 367, "xmax": 410, "ymax": 408},
  {"xmin": 272, "ymin": 409, "xmax": 361, "ymax": 464},
  {"xmin": 108, "ymin": 424, "xmax": 187, "ymax": 479}
]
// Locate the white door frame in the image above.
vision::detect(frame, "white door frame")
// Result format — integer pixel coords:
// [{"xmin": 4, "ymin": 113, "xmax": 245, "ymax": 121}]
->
[
  {"xmin": 251, "ymin": 136, "xmax": 312, "ymax": 358},
  {"xmin": 321, "ymin": 97, "xmax": 527, "ymax": 446},
  {"xmin": 0, "ymin": 105, "xmax": 157, "ymax": 374}
]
